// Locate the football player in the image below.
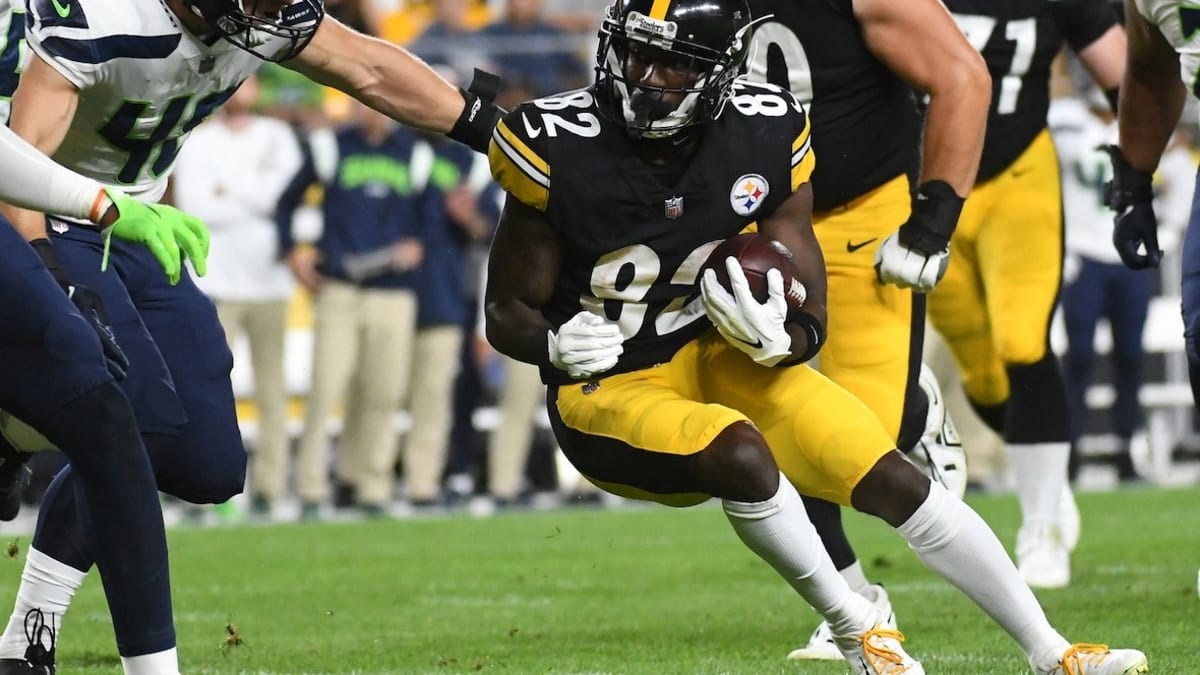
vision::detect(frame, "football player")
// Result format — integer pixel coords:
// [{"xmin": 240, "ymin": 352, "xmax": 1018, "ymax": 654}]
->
[
  {"xmin": 0, "ymin": 0, "xmax": 503, "ymax": 671},
  {"xmin": 930, "ymin": 0, "xmax": 1126, "ymax": 590},
  {"xmin": 486, "ymin": 1, "xmax": 1147, "ymax": 673},
  {"xmin": 744, "ymin": 0, "xmax": 988, "ymax": 659},
  {"xmin": 0, "ymin": 111, "xmax": 213, "ymax": 673},
  {"xmin": 1103, "ymin": 1, "xmax": 1200, "ymax": 421}
]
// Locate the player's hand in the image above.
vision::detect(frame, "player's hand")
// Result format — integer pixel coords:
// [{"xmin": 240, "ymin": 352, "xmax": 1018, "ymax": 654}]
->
[
  {"xmin": 700, "ymin": 258, "xmax": 793, "ymax": 367},
  {"xmin": 1111, "ymin": 203, "xmax": 1163, "ymax": 270},
  {"xmin": 875, "ymin": 180, "xmax": 962, "ymax": 293},
  {"xmin": 1099, "ymin": 145, "xmax": 1163, "ymax": 270},
  {"xmin": 67, "ymin": 284, "xmax": 129, "ymax": 381},
  {"xmin": 547, "ymin": 311, "xmax": 624, "ymax": 379},
  {"xmin": 103, "ymin": 189, "xmax": 210, "ymax": 285},
  {"xmin": 874, "ymin": 231, "xmax": 950, "ymax": 293}
]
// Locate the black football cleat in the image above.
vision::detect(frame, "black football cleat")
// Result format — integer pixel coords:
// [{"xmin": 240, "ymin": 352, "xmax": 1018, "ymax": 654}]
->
[
  {"xmin": 0, "ymin": 434, "xmax": 32, "ymax": 522},
  {"xmin": 0, "ymin": 610, "xmax": 57, "ymax": 675}
]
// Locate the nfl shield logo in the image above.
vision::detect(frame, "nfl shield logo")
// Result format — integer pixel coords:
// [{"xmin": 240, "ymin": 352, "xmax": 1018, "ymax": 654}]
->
[{"xmin": 664, "ymin": 196, "xmax": 684, "ymax": 220}]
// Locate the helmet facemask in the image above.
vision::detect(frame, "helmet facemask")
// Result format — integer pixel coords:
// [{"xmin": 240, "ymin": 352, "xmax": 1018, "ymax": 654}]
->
[
  {"xmin": 595, "ymin": 5, "xmax": 752, "ymax": 140},
  {"xmin": 185, "ymin": 0, "xmax": 325, "ymax": 62}
]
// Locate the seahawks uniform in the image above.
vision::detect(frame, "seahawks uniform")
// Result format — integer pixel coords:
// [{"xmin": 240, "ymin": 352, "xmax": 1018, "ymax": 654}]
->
[
  {"xmin": 16, "ymin": 0, "xmax": 317, "ymax": 576},
  {"xmin": 0, "ymin": 0, "xmax": 25, "ymax": 123},
  {"xmin": 932, "ymin": 0, "xmax": 1118, "ymax": 411},
  {"xmin": 745, "ymin": 0, "xmax": 926, "ymax": 450},
  {"xmin": 490, "ymin": 82, "xmax": 896, "ymax": 506},
  {"xmin": 1132, "ymin": 0, "xmax": 1200, "ymax": 388}
]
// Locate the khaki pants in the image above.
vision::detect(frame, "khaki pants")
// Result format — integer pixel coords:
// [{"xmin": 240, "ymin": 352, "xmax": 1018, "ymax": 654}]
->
[
  {"xmin": 215, "ymin": 299, "xmax": 289, "ymax": 501},
  {"xmin": 296, "ymin": 281, "xmax": 417, "ymax": 505},
  {"xmin": 488, "ymin": 356, "xmax": 544, "ymax": 500},
  {"xmin": 401, "ymin": 326, "xmax": 463, "ymax": 501}
]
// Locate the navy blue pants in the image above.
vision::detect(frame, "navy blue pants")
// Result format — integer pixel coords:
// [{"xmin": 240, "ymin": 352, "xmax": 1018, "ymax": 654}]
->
[
  {"xmin": 1062, "ymin": 256, "xmax": 1153, "ymax": 441},
  {"xmin": 0, "ymin": 223, "xmax": 173, "ymax": 656},
  {"xmin": 1181, "ymin": 169, "xmax": 1200, "ymax": 412},
  {"xmin": 32, "ymin": 222, "xmax": 245, "ymax": 570}
]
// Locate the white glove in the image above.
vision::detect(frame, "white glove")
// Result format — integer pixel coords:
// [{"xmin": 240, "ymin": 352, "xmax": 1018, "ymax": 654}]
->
[
  {"xmin": 700, "ymin": 257, "xmax": 794, "ymax": 367},
  {"xmin": 547, "ymin": 311, "xmax": 624, "ymax": 379},
  {"xmin": 873, "ymin": 232, "xmax": 950, "ymax": 293}
]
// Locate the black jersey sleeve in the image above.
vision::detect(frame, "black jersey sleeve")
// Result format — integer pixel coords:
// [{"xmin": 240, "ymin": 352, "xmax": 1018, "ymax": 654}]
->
[
  {"xmin": 488, "ymin": 103, "xmax": 552, "ymax": 212},
  {"xmin": 1052, "ymin": 0, "xmax": 1120, "ymax": 52}
]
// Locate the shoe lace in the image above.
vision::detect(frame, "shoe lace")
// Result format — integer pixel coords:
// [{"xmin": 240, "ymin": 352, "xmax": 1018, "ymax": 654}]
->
[
  {"xmin": 863, "ymin": 627, "xmax": 912, "ymax": 673},
  {"xmin": 1062, "ymin": 643, "xmax": 1111, "ymax": 675},
  {"xmin": 22, "ymin": 608, "xmax": 56, "ymax": 667}
]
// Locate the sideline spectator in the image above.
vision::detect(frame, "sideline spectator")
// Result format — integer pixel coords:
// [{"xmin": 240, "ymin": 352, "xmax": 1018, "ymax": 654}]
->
[
  {"xmin": 173, "ymin": 75, "xmax": 303, "ymax": 518},
  {"xmin": 478, "ymin": 0, "xmax": 587, "ymax": 97},
  {"xmin": 278, "ymin": 101, "xmax": 425, "ymax": 519},
  {"xmin": 402, "ymin": 137, "xmax": 497, "ymax": 507}
]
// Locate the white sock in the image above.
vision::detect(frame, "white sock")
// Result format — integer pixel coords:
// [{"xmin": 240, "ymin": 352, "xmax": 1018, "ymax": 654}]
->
[
  {"xmin": 121, "ymin": 647, "xmax": 180, "ymax": 675},
  {"xmin": 839, "ymin": 560, "xmax": 872, "ymax": 595},
  {"xmin": 0, "ymin": 548, "xmax": 88, "ymax": 659},
  {"xmin": 896, "ymin": 482, "xmax": 1069, "ymax": 659},
  {"xmin": 1007, "ymin": 442, "xmax": 1070, "ymax": 529},
  {"xmin": 723, "ymin": 475, "xmax": 873, "ymax": 636}
]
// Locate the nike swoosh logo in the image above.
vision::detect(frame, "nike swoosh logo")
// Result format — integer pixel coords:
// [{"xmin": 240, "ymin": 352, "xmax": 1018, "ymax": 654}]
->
[
  {"xmin": 846, "ymin": 237, "xmax": 878, "ymax": 253},
  {"xmin": 51, "ymin": 0, "xmax": 70, "ymax": 17},
  {"xmin": 522, "ymin": 113, "xmax": 542, "ymax": 139}
]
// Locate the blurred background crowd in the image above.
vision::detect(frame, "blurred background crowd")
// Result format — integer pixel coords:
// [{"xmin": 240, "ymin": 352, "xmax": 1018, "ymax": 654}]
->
[{"xmin": 9, "ymin": 0, "xmax": 1200, "ymax": 526}]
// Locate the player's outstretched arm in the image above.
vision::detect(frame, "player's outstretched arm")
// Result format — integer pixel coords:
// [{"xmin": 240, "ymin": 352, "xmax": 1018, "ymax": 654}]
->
[
  {"xmin": 854, "ymin": 0, "xmax": 990, "ymax": 197},
  {"xmin": 287, "ymin": 16, "xmax": 502, "ymax": 154}
]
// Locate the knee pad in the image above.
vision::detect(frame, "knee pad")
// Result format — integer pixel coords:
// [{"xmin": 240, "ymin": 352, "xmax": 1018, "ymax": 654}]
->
[{"xmin": 143, "ymin": 433, "xmax": 246, "ymax": 505}]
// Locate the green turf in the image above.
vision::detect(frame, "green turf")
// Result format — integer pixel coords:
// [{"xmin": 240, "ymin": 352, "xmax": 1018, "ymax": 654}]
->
[{"xmin": 0, "ymin": 487, "xmax": 1195, "ymax": 674}]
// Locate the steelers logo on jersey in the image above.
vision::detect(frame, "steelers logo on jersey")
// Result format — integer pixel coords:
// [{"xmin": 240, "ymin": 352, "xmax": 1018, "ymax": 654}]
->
[{"xmin": 730, "ymin": 174, "xmax": 770, "ymax": 216}]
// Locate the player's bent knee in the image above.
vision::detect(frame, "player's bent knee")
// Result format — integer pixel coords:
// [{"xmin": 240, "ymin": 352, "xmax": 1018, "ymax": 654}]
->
[
  {"xmin": 850, "ymin": 451, "xmax": 931, "ymax": 527},
  {"xmin": 693, "ymin": 423, "xmax": 779, "ymax": 502},
  {"xmin": 143, "ymin": 433, "xmax": 247, "ymax": 504},
  {"xmin": 48, "ymin": 381, "xmax": 141, "ymax": 465}
]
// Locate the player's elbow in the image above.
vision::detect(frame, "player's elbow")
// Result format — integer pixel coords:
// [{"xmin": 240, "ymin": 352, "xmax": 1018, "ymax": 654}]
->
[{"xmin": 946, "ymin": 49, "xmax": 991, "ymax": 110}]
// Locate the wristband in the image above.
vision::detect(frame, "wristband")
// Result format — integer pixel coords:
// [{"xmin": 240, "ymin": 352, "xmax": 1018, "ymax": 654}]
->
[
  {"xmin": 898, "ymin": 180, "xmax": 964, "ymax": 256},
  {"xmin": 448, "ymin": 69, "xmax": 505, "ymax": 154},
  {"xmin": 30, "ymin": 238, "xmax": 71, "ymax": 288},
  {"xmin": 785, "ymin": 310, "xmax": 825, "ymax": 364},
  {"xmin": 1099, "ymin": 144, "xmax": 1154, "ymax": 209}
]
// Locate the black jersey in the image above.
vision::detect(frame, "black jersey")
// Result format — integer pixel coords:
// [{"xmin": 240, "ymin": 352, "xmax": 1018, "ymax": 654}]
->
[
  {"xmin": 943, "ymin": 0, "xmax": 1118, "ymax": 182},
  {"xmin": 489, "ymin": 82, "xmax": 814, "ymax": 385},
  {"xmin": 745, "ymin": 0, "xmax": 921, "ymax": 211}
]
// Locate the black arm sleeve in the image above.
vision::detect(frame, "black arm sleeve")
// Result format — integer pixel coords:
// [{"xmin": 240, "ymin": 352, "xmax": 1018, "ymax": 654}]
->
[{"xmin": 1053, "ymin": 0, "xmax": 1120, "ymax": 52}]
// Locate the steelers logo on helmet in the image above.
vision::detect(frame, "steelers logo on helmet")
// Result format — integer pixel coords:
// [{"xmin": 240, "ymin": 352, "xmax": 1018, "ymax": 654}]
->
[
  {"xmin": 730, "ymin": 174, "xmax": 769, "ymax": 216},
  {"xmin": 184, "ymin": 0, "xmax": 325, "ymax": 62},
  {"xmin": 594, "ymin": 0, "xmax": 757, "ymax": 140}
]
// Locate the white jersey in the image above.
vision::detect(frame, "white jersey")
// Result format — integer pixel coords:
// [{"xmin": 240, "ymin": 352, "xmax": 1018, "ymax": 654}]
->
[
  {"xmin": 1135, "ymin": 0, "xmax": 1200, "ymax": 101},
  {"xmin": 24, "ymin": 0, "xmax": 317, "ymax": 213},
  {"xmin": 1048, "ymin": 97, "xmax": 1121, "ymax": 264},
  {"xmin": 0, "ymin": 0, "xmax": 28, "ymax": 124}
]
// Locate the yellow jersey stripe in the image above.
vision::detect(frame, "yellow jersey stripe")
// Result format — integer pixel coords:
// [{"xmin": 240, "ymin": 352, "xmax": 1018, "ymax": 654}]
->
[
  {"xmin": 792, "ymin": 145, "xmax": 816, "ymax": 191},
  {"xmin": 495, "ymin": 119, "xmax": 550, "ymax": 179},
  {"xmin": 489, "ymin": 129, "xmax": 550, "ymax": 212},
  {"xmin": 792, "ymin": 114, "xmax": 811, "ymax": 153},
  {"xmin": 649, "ymin": 0, "xmax": 673, "ymax": 20}
]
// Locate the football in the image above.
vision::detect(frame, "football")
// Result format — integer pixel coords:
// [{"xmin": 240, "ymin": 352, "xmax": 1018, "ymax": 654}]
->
[{"xmin": 704, "ymin": 233, "xmax": 807, "ymax": 311}]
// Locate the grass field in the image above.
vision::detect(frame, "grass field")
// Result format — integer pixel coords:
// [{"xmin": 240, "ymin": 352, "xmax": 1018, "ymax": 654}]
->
[{"xmin": 0, "ymin": 487, "xmax": 1195, "ymax": 674}]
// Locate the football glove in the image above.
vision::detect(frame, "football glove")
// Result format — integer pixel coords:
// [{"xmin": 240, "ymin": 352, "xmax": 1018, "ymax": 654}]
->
[
  {"xmin": 68, "ymin": 284, "xmax": 129, "ymax": 381},
  {"xmin": 1099, "ymin": 145, "xmax": 1162, "ymax": 270},
  {"xmin": 31, "ymin": 239, "xmax": 129, "ymax": 380},
  {"xmin": 103, "ymin": 189, "xmax": 210, "ymax": 285},
  {"xmin": 547, "ymin": 311, "xmax": 624, "ymax": 380},
  {"xmin": 700, "ymin": 258, "xmax": 793, "ymax": 367},
  {"xmin": 874, "ymin": 180, "xmax": 963, "ymax": 293}
]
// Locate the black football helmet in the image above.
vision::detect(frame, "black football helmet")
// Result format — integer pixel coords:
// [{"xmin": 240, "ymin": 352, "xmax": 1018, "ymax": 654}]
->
[
  {"xmin": 183, "ymin": 0, "xmax": 325, "ymax": 62},
  {"xmin": 595, "ymin": 0, "xmax": 755, "ymax": 139}
]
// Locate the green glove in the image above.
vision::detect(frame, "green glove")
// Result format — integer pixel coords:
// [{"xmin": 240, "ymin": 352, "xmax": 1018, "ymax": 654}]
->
[{"xmin": 101, "ymin": 188, "xmax": 211, "ymax": 285}]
